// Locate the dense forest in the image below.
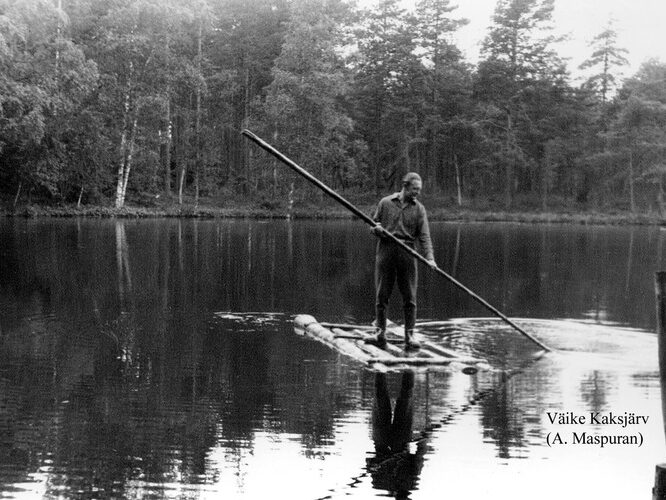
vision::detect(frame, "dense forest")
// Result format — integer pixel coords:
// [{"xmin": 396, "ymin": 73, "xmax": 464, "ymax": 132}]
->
[{"xmin": 1, "ymin": 0, "xmax": 665, "ymax": 213}]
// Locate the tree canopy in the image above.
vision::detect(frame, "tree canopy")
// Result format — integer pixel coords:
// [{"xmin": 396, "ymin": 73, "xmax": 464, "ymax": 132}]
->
[{"xmin": 1, "ymin": 0, "xmax": 655, "ymax": 213}]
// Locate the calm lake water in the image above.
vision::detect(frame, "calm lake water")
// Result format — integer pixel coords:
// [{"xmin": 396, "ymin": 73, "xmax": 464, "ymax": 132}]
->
[{"xmin": 0, "ymin": 218, "xmax": 664, "ymax": 499}]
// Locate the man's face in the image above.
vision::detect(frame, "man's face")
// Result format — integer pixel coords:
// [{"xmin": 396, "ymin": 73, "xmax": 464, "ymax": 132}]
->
[{"xmin": 404, "ymin": 180, "xmax": 422, "ymax": 201}]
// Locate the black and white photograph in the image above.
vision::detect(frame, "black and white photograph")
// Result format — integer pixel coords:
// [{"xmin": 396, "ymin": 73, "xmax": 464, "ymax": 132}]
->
[{"xmin": 1, "ymin": 0, "xmax": 666, "ymax": 498}]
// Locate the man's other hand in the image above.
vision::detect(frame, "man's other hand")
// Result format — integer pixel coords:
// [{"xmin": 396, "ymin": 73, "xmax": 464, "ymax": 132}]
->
[{"xmin": 371, "ymin": 224, "xmax": 386, "ymax": 238}]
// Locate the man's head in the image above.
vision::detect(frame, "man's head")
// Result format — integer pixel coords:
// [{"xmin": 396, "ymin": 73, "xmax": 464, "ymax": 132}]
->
[{"xmin": 401, "ymin": 172, "xmax": 422, "ymax": 202}]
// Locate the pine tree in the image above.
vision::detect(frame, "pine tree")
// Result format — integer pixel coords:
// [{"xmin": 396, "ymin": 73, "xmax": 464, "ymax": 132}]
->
[
  {"xmin": 609, "ymin": 61, "xmax": 666, "ymax": 213},
  {"xmin": 413, "ymin": 0, "xmax": 471, "ymax": 195},
  {"xmin": 576, "ymin": 23, "xmax": 629, "ymax": 206},
  {"xmin": 475, "ymin": 0, "xmax": 567, "ymax": 208},
  {"xmin": 208, "ymin": 0, "xmax": 289, "ymax": 195},
  {"xmin": 579, "ymin": 22, "xmax": 629, "ymax": 107},
  {"xmin": 261, "ymin": 0, "xmax": 358, "ymax": 196},
  {"xmin": 353, "ymin": 0, "xmax": 423, "ymax": 193}
]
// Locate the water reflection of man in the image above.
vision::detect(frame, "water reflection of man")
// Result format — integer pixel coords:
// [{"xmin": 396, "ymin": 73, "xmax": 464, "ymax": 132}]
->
[{"xmin": 367, "ymin": 371, "xmax": 426, "ymax": 499}]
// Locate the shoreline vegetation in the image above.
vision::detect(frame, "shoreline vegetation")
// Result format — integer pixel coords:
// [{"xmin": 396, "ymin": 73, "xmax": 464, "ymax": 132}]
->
[
  {"xmin": 2, "ymin": 196, "xmax": 665, "ymax": 226},
  {"xmin": 3, "ymin": 1, "xmax": 665, "ymax": 225}
]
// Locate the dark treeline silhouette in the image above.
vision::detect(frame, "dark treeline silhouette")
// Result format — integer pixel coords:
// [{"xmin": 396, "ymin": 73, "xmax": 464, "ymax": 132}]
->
[{"xmin": 1, "ymin": 0, "xmax": 665, "ymax": 213}]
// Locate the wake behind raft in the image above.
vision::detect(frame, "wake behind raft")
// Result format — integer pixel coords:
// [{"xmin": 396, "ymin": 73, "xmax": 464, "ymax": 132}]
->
[{"xmin": 294, "ymin": 315, "xmax": 489, "ymax": 374}]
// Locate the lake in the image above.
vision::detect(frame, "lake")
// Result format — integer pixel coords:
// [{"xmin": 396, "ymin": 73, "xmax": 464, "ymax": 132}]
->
[{"xmin": 0, "ymin": 218, "xmax": 664, "ymax": 499}]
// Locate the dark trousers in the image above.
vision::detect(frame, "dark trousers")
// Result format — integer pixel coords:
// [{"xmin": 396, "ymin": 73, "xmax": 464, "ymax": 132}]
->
[{"xmin": 375, "ymin": 240, "xmax": 417, "ymax": 332}]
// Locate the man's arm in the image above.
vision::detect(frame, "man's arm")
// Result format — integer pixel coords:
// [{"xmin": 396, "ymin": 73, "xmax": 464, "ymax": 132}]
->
[
  {"xmin": 371, "ymin": 199, "xmax": 387, "ymax": 238},
  {"xmin": 418, "ymin": 206, "xmax": 436, "ymax": 267},
  {"xmin": 372, "ymin": 199, "xmax": 382, "ymax": 223}
]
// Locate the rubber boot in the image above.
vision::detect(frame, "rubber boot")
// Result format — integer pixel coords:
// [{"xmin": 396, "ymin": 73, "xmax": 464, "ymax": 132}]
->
[
  {"xmin": 404, "ymin": 329, "xmax": 421, "ymax": 350},
  {"xmin": 365, "ymin": 328, "xmax": 387, "ymax": 348}
]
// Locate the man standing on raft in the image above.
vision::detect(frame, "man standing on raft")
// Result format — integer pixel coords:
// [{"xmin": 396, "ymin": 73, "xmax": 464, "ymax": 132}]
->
[{"xmin": 366, "ymin": 172, "xmax": 437, "ymax": 350}]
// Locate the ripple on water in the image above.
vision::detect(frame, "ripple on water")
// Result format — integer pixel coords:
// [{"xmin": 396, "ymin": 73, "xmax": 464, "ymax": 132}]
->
[
  {"xmin": 212, "ymin": 311, "xmax": 290, "ymax": 328},
  {"xmin": 418, "ymin": 317, "xmax": 657, "ymax": 372},
  {"xmin": 1, "ymin": 310, "xmax": 661, "ymax": 500}
]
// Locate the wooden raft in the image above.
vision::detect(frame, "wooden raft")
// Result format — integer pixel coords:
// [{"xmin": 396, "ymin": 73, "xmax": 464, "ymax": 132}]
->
[{"xmin": 294, "ymin": 314, "xmax": 487, "ymax": 372}]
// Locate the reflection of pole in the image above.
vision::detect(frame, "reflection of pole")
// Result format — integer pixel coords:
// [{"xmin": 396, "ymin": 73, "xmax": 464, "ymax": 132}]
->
[
  {"xmin": 653, "ymin": 271, "xmax": 666, "ymax": 500},
  {"xmin": 328, "ymin": 352, "xmax": 543, "ymax": 500}
]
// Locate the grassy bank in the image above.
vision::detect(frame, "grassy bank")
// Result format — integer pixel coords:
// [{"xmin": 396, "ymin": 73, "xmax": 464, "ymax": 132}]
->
[{"xmin": 2, "ymin": 194, "xmax": 665, "ymax": 226}]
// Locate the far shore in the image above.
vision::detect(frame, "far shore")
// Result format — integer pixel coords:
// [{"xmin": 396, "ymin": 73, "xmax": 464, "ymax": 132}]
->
[{"xmin": 2, "ymin": 199, "xmax": 665, "ymax": 226}]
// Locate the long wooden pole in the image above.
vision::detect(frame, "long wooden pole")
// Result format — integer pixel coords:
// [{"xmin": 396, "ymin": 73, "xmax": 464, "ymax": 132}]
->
[{"xmin": 241, "ymin": 129, "xmax": 551, "ymax": 352}]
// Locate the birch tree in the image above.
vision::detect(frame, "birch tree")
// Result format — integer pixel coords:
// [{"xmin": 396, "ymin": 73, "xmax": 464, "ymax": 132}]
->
[
  {"xmin": 91, "ymin": 0, "xmax": 188, "ymax": 208},
  {"xmin": 0, "ymin": 0, "xmax": 97, "ymax": 203}
]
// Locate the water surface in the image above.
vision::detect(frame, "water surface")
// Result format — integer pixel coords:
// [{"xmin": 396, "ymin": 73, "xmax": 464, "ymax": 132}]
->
[{"xmin": 0, "ymin": 219, "xmax": 663, "ymax": 499}]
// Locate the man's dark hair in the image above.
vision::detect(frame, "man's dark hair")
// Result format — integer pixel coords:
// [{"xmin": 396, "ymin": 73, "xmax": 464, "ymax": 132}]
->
[{"xmin": 402, "ymin": 172, "xmax": 422, "ymax": 188}]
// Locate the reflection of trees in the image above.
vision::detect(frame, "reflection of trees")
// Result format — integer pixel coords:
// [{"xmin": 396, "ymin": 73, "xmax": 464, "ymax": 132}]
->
[
  {"xmin": 579, "ymin": 370, "xmax": 612, "ymax": 413},
  {"xmin": 328, "ymin": 366, "xmax": 547, "ymax": 498},
  {"xmin": 115, "ymin": 220, "xmax": 133, "ymax": 304},
  {"xmin": 4, "ymin": 220, "xmax": 664, "ymax": 331},
  {"xmin": 1, "ymin": 219, "xmax": 663, "ymax": 496},
  {"xmin": 0, "ymin": 219, "xmax": 381, "ymax": 496},
  {"xmin": 420, "ymin": 224, "xmax": 662, "ymax": 329},
  {"xmin": 479, "ymin": 374, "xmax": 525, "ymax": 459},
  {"xmin": 476, "ymin": 354, "xmax": 562, "ymax": 459}
]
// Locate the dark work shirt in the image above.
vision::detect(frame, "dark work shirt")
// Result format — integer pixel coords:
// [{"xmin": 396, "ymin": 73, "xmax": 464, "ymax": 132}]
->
[{"xmin": 373, "ymin": 192, "xmax": 434, "ymax": 261}]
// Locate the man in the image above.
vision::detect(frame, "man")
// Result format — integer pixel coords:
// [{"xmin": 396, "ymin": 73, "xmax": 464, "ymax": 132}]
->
[{"xmin": 366, "ymin": 172, "xmax": 437, "ymax": 350}]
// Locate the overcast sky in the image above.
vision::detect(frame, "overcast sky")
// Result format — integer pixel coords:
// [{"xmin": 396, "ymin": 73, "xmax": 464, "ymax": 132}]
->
[
  {"xmin": 454, "ymin": 0, "xmax": 665, "ymax": 81},
  {"xmin": 395, "ymin": 0, "xmax": 665, "ymax": 83}
]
